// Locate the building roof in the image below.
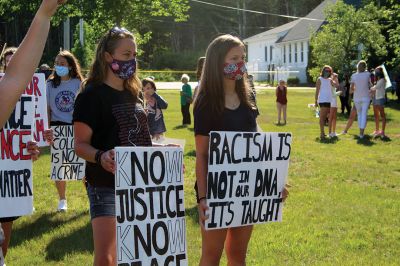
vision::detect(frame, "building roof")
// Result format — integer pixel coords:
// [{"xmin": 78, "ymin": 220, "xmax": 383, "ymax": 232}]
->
[
  {"xmin": 243, "ymin": 20, "xmax": 300, "ymax": 43},
  {"xmin": 244, "ymin": 0, "xmax": 362, "ymax": 44},
  {"xmin": 277, "ymin": 0, "xmax": 336, "ymax": 43}
]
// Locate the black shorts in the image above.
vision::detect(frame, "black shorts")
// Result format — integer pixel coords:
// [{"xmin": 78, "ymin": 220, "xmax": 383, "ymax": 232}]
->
[
  {"xmin": 318, "ymin": 102, "xmax": 331, "ymax": 108},
  {"xmin": 50, "ymin": 121, "xmax": 72, "ymax": 126}
]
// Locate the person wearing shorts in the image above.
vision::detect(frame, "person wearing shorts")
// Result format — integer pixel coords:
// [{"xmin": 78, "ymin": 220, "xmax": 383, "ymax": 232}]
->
[{"xmin": 315, "ymin": 65, "xmax": 338, "ymax": 139}]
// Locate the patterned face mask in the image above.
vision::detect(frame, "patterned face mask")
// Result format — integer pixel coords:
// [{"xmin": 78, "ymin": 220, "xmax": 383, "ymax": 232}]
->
[
  {"xmin": 109, "ymin": 58, "xmax": 136, "ymax": 80},
  {"xmin": 223, "ymin": 61, "xmax": 247, "ymax": 80}
]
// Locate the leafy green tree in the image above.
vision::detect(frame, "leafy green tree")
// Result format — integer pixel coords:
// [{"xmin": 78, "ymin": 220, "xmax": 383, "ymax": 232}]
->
[
  {"xmin": 0, "ymin": 0, "xmax": 189, "ymax": 67},
  {"xmin": 309, "ymin": 0, "xmax": 386, "ymax": 80},
  {"xmin": 385, "ymin": 0, "xmax": 400, "ymax": 70}
]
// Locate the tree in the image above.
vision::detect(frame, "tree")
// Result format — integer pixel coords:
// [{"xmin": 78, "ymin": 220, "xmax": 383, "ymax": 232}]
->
[
  {"xmin": 0, "ymin": 0, "xmax": 189, "ymax": 67},
  {"xmin": 385, "ymin": 0, "xmax": 400, "ymax": 70},
  {"xmin": 309, "ymin": 0, "xmax": 386, "ymax": 80}
]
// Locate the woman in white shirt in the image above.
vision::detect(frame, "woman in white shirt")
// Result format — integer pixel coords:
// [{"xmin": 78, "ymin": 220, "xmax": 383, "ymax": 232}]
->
[
  {"xmin": 315, "ymin": 65, "xmax": 338, "ymax": 139},
  {"xmin": 350, "ymin": 60, "xmax": 372, "ymax": 139},
  {"xmin": 370, "ymin": 66, "xmax": 386, "ymax": 137}
]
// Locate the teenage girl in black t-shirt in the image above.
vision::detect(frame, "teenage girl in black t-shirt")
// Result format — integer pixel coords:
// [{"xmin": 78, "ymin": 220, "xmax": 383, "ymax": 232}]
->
[
  {"xmin": 73, "ymin": 27, "xmax": 152, "ymax": 265},
  {"xmin": 193, "ymin": 34, "xmax": 289, "ymax": 266}
]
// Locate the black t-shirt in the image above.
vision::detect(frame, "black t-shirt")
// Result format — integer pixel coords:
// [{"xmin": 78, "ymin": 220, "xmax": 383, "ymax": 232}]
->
[
  {"xmin": 73, "ymin": 83, "xmax": 152, "ymax": 187},
  {"xmin": 194, "ymin": 100, "xmax": 257, "ymax": 136}
]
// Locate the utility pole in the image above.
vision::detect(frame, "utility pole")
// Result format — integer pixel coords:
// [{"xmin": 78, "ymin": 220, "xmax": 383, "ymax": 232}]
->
[
  {"xmin": 237, "ymin": 0, "xmax": 242, "ymax": 37},
  {"xmin": 63, "ymin": 17, "xmax": 70, "ymax": 50},
  {"xmin": 243, "ymin": 0, "xmax": 247, "ymax": 38},
  {"xmin": 79, "ymin": 18, "xmax": 84, "ymax": 47}
]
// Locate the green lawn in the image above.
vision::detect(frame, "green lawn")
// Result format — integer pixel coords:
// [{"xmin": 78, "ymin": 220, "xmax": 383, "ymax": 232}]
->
[{"xmin": 6, "ymin": 89, "xmax": 400, "ymax": 265}]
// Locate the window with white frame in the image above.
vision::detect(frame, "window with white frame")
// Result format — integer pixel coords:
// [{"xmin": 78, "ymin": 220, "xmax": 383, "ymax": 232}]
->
[
  {"xmin": 283, "ymin": 45, "xmax": 286, "ymax": 63},
  {"xmin": 270, "ymin": 46, "xmax": 273, "ymax": 61},
  {"xmin": 289, "ymin": 44, "xmax": 292, "ymax": 63},
  {"xmin": 301, "ymin": 42, "xmax": 304, "ymax": 62},
  {"xmin": 295, "ymin": 43, "xmax": 298, "ymax": 63},
  {"xmin": 265, "ymin": 46, "xmax": 268, "ymax": 62}
]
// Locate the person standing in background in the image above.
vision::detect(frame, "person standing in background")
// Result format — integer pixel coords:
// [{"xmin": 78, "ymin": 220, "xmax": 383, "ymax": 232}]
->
[
  {"xmin": 351, "ymin": 60, "xmax": 372, "ymax": 139},
  {"xmin": 315, "ymin": 65, "xmax": 338, "ymax": 139},
  {"xmin": 193, "ymin": 56, "xmax": 205, "ymax": 101},
  {"xmin": 370, "ymin": 66, "xmax": 387, "ymax": 137},
  {"xmin": 328, "ymin": 72, "xmax": 340, "ymax": 137},
  {"xmin": 180, "ymin": 73, "xmax": 192, "ymax": 125},
  {"xmin": 142, "ymin": 77, "xmax": 168, "ymax": 140},
  {"xmin": 47, "ymin": 50, "xmax": 83, "ymax": 212},
  {"xmin": 339, "ymin": 74, "xmax": 351, "ymax": 115},
  {"xmin": 276, "ymin": 79, "xmax": 287, "ymax": 125}
]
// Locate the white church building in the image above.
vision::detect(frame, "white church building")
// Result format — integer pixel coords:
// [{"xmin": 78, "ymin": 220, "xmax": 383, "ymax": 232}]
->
[{"xmin": 244, "ymin": 0, "xmax": 336, "ymax": 84}]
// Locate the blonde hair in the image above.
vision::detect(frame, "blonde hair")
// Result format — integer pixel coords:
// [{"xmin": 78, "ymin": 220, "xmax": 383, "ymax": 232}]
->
[
  {"xmin": 357, "ymin": 60, "xmax": 367, "ymax": 72},
  {"xmin": 81, "ymin": 28, "xmax": 141, "ymax": 100}
]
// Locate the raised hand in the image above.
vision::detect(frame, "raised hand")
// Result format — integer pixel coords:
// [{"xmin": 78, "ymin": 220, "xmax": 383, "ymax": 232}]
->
[{"xmin": 37, "ymin": 0, "xmax": 67, "ymax": 18}]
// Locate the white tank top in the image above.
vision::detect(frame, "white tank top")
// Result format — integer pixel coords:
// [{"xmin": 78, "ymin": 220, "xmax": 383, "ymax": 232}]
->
[{"xmin": 318, "ymin": 77, "xmax": 332, "ymax": 103}]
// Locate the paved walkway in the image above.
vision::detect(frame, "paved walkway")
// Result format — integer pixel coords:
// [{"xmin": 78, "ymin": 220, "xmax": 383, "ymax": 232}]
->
[{"xmin": 156, "ymin": 82, "xmax": 315, "ymax": 90}]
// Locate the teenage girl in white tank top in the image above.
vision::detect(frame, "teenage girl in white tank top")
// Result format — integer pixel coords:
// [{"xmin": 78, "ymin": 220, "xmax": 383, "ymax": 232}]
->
[{"xmin": 315, "ymin": 65, "xmax": 339, "ymax": 139}]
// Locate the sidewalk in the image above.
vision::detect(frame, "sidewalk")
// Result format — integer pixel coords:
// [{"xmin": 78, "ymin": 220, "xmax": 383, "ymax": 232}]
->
[{"xmin": 156, "ymin": 82, "xmax": 315, "ymax": 90}]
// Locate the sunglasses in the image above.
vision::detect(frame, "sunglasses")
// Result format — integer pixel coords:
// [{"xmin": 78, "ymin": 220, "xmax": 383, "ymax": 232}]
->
[{"xmin": 109, "ymin": 26, "xmax": 132, "ymax": 36}]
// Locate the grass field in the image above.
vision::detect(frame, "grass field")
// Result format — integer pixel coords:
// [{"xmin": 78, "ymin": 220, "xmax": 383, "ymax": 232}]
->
[{"xmin": 5, "ymin": 89, "xmax": 400, "ymax": 265}]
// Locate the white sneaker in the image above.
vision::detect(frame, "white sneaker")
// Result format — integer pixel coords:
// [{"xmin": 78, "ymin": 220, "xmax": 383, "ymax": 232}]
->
[
  {"xmin": 57, "ymin": 199, "xmax": 68, "ymax": 212},
  {"xmin": 330, "ymin": 132, "xmax": 337, "ymax": 137}
]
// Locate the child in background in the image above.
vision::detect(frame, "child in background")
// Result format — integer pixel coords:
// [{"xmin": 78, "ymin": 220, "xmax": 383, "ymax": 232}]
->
[
  {"xmin": 276, "ymin": 79, "xmax": 287, "ymax": 125},
  {"xmin": 142, "ymin": 77, "xmax": 168, "ymax": 140},
  {"xmin": 193, "ymin": 56, "xmax": 205, "ymax": 101},
  {"xmin": 180, "ymin": 73, "xmax": 192, "ymax": 125}
]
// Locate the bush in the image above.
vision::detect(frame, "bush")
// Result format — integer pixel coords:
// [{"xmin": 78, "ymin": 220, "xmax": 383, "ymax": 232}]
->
[
  {"xmin": 72, "ymin": 21, "xmax": 96, "ymax": 68},
  {"xmin": 287, "ymin": 77, "xmax": 300, "ymax": 86}
]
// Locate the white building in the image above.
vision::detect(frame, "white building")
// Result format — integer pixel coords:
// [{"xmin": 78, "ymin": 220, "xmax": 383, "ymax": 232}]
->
[{"xmin": 244, "ymin": 0, "xmax": 336, "ymax": 84}]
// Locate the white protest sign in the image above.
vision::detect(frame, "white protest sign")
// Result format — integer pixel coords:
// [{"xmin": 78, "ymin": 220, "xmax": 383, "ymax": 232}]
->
[
  {"xmin": 50, "ymin": 125, "xmax": 85, "ymax": 181},
  {"xmin": 115, "ymin": 147, "xmax": 187, "ymax": 266},
  {"xmin": 0, "ymin": 95, "xmax": 35, "ymax": 218},
  {"xmin": 205, "ymin": 131, "xmax": 292, "ymax": 230},
  {"xmin": 380, "ymin": 64, "xmax": 393, "ymax": 89},
  {"xmin": 0, "ymin": 73, "xmax": 48, "ymax": 147}
]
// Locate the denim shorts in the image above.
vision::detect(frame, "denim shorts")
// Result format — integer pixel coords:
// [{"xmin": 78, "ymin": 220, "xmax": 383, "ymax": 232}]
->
[
  {"xmin": 86, "ymin": 184, "xmax": 115, "ymax": 220},
  {"xmin": 372, "ymin": 97, "xmax": 385, "ymax": 106}
]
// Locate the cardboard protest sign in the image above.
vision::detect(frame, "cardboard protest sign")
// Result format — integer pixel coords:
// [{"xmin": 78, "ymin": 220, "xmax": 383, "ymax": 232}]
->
[
  {"xmin": 50, "ymin": 125, "xmax": 85, "ymax": 181},
  {"xmin": 205, "ymin": 131, "xmax": 292, "ymax": 230},
  {"xmin": 0, "ymin": 95, "xmax": 35, "ymax": 218},
  {"xmin": 0, "ymin": 73, "xmax": 48, "ymax": 147},
  {"xmin": 115, "ymin": 147, "xmax": 187, "ymax": 266}
]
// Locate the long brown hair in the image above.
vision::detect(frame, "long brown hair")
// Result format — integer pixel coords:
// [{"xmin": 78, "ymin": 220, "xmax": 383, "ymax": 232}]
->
[
  {"xmin": 81, "ymin": 28, "xmax": 141, "ymax": 100},
  {"xmin": 49, "ymin": 50, "xmax": 83, "ymax": 88},
  {"xmin": 194, "ymin": 34, "xmax": 252, "ymax": 115}
]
